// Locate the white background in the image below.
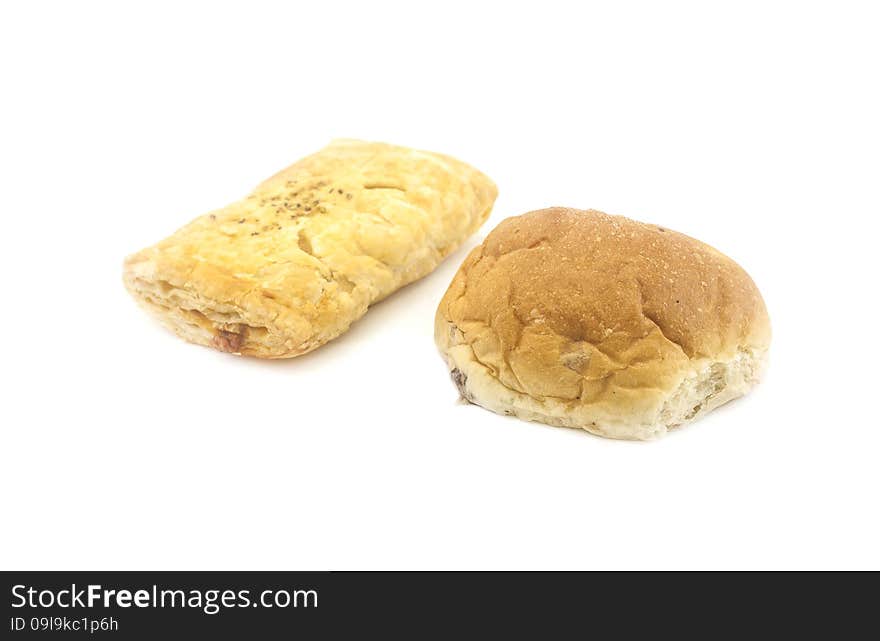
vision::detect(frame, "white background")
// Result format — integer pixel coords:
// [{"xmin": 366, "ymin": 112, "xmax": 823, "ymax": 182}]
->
[{"xmin": 2, "ymin": 1, "xmax": 878, "ymax": 570}]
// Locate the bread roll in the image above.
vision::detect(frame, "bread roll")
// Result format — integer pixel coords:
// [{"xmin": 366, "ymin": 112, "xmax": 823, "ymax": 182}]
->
[
  {"xmin": 435, "ymin": 208, "xmax": 770, "ymax": 440},
  {"xmin": 124, "ymin": 139, "xmax": 497, "ymax": 358}
]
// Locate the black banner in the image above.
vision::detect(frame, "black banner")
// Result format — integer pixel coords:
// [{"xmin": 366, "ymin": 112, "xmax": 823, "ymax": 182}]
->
[{"xmin": 1, "ymin": 571, "xmax": 872, "ymax": 637}]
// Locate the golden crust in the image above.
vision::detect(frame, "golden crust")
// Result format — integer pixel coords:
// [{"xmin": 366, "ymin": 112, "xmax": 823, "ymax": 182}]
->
[
  {"xmin": 124, "ymin": 139, "xmax": 497, "ymax": 357},
  {"xmin": 435, "ymin": 208, "xmax": 771, "ymax": 440}
]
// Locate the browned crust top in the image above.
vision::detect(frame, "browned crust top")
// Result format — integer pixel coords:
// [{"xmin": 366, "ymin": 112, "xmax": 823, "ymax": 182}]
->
[{"xmin": 437, "ymin": 208, "xmax": 770, "ymax": 403}]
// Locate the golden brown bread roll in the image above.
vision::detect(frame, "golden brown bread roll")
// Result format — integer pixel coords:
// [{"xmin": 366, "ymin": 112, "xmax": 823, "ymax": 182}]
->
[
  {"xmin": 435, "ymin": 207, "xmax": 770, "ymax": 440},
  {"xmin": 124, "ymin": 139, "xmax": 497, "ymax": 358}
]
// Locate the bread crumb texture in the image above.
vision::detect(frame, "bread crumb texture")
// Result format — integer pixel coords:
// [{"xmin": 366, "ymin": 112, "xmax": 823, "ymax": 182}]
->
[
  {"xmin": 435, "ymin": 208, "xmax": 771, "ymax": 440},
  {"xmin": 124, "ymin": 139, "xmax": 497, "ymax": 357}
]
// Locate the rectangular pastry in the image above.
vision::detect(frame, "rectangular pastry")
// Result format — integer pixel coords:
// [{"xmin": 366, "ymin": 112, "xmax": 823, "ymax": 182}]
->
[{"xmin": 124, "ymin": 139, "xmax": 497, "ymax": 357}]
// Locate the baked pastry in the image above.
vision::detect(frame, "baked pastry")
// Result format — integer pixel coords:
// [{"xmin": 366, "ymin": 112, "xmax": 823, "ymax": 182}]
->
[
  {"xmin": 124, "ymin": 139, "xmax": 497, "ymax": 358},
  {"xmin": 435, "ymin": 208, "xmax": 770, "ymax": 440}
]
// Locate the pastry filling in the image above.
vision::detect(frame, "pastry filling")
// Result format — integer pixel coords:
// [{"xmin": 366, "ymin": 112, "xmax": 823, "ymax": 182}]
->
[{"xmin": 213, "ymin": 327, "xmax": 247, "ymax": 353}]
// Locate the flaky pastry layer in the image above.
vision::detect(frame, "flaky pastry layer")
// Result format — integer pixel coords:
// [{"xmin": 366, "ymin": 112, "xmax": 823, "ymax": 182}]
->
[{"xmin": 125, "ymin": 139, "xmax": 497, "ymax": 357}]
